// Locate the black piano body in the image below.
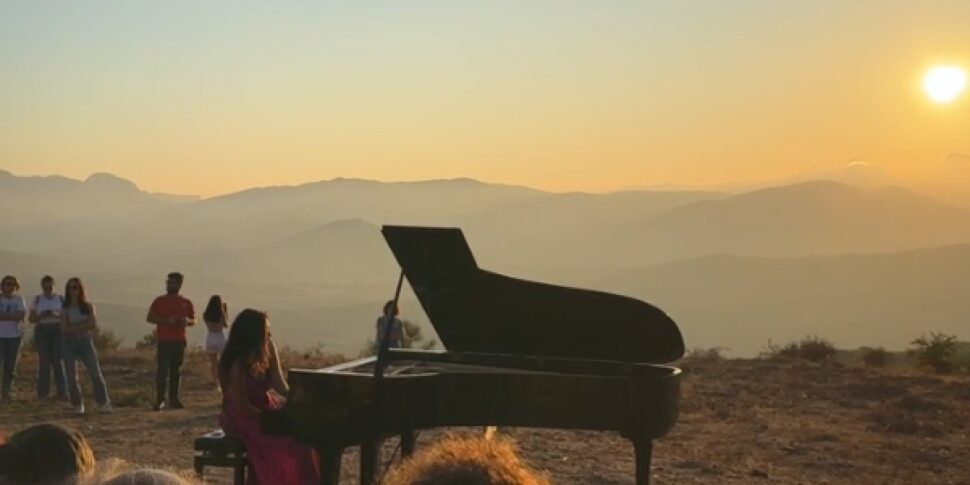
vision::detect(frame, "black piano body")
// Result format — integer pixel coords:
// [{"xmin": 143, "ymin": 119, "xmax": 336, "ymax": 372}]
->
[{"xmin": 264, "ymin": 226, "xmax": 685, "ymax": 485}]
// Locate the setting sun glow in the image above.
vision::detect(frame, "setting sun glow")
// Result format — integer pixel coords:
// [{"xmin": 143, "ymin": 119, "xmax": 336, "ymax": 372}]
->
[{"xmin": 923, "ymin": 66, "xmax": 967, "ymax": 103}]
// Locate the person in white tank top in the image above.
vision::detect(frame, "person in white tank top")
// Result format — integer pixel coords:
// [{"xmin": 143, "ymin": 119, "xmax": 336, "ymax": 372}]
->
[{"xmin": 202, "ymin": 295, "xmax": 229, "ymax": 391}]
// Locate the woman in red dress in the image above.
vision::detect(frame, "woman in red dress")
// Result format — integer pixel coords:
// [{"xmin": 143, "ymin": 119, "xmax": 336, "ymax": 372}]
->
[{"xmin": 219, "ymin": 308, "xmax": 320, "ymax": 484}]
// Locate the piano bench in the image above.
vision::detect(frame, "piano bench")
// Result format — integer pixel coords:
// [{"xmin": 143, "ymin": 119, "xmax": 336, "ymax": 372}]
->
[{"xmin": 193, "ymin": 429, "xmax": 248, "ymax": 485}]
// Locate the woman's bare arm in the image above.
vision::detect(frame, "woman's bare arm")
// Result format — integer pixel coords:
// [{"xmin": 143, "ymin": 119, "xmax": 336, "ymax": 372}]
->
[
  {"xmin": 268, "ymin": 338, "xmax": 290, "ymax": 396},
  {"xmin": 84, "ymin": 304, "xmax": 98, "ymax": 332}
]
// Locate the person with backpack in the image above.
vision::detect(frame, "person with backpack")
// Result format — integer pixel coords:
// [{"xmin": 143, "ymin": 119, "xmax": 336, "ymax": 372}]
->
[{"xmin": 28, "ymin": 275, "xmax": 68, "ymax": 401}]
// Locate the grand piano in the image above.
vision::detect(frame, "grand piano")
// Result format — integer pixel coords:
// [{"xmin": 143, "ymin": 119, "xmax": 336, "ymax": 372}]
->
[{"xmin": 263, "ymin": 226, "xmax": 685, "ymax": 484}]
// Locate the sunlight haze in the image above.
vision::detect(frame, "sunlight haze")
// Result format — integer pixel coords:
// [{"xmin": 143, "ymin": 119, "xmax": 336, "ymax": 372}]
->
[{"xmin": 2, "ymin": 1, "xmax": 968, "ymax": 197}]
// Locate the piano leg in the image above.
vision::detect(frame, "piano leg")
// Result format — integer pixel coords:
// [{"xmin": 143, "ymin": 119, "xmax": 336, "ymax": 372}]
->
[
  {"xmin": 400, "ymin": 430, "xmax": 416, "ymax": 458},
  {"xmin": 360, "ymin": 439, "xmax": 381, "ymax": 485},
  {"xmin": 317, "ymin": 447, "xmax": 343, "ymax": 485},
  {"xmin": 634, "ymin": 439, "xmax": 654, "ymax": 485}
]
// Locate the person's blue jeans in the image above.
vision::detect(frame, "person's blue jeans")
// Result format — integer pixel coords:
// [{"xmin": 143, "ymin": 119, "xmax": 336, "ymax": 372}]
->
[
  {"xmin": 63, "ymin": 335, "xmax": 110, "ymax": 406},
  {"xmin": 0, "ymin": 336, "xmax": 22, "ymax": 399},
  {"xmin": 34, "ymin": 324, "xmax": 68, "ymax": 399}
]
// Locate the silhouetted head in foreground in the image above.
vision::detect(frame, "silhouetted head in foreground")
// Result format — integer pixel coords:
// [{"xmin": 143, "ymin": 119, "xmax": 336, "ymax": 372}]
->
[
  {"xmin": 99, "ymin": 469, "xmax": 198, "ymax": 485},
  {"xmin": 0, "ymin": 424, "xmax": 95, "ymax": 484},
  {"xmin": 385, "ymin": 436, "xmax": 550, "ymax": 485}
]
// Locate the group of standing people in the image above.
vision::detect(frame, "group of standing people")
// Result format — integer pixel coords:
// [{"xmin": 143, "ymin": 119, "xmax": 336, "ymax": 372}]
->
[
  {"xmin": 0, "ymin": 274, "xmax": 112, "ymax": 413},
  {"xmin": 0, "ymin": 271, "xmax": 232, "ymax": 414}
]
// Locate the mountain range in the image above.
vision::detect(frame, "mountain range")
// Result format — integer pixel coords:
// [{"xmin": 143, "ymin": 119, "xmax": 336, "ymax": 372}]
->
[{"xmin": 1, "ymin": 168, "xmax": 969, "ymax": 356}]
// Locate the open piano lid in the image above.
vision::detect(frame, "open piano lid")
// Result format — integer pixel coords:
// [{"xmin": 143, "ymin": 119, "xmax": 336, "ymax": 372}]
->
[{"xmin": 382, "ymin": 225, "xmax": 685, "ymax": 364}]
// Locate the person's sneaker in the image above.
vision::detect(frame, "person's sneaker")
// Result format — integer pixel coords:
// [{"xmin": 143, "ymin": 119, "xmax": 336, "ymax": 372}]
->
[
  {"xmin": 74, "ymin": 403, "xmax": 85, "ymax": 414},
  {"xmin": 97, "ymin": 402, "xmax": 113, "ymax": 414},
  {"xmin": 153, "ymin": 401, "xmax": 166, "ymax": 411},
  {"xmin": 169, "ymin": 400, "xmax": 185, "ymax": 409}
]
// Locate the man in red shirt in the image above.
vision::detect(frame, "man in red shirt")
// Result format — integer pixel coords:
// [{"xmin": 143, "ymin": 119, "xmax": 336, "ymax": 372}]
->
[{"xmin": 146, "ymin": 272, "xmax": 195, "ymax": 410}]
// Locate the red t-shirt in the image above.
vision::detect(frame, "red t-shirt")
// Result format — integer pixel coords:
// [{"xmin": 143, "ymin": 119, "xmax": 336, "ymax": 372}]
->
[{"xmin": 150, "ymin": 294, "xmax": 195, "ymax": 342}]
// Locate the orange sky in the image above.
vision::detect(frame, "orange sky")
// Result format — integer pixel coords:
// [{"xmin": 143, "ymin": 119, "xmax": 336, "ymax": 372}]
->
[{"xmin": 1, "ymin": 2, "xmax": 968, "ymax": 196}]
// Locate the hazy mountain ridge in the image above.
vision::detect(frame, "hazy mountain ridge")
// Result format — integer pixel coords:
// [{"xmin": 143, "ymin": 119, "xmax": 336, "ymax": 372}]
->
[
  {"xmin": 3, "ymin": 170, "xmax": 970, "ymax": 355},
  {"xmin": 611, "ymin": 180, "xmax": 970, "ymax": 264}
]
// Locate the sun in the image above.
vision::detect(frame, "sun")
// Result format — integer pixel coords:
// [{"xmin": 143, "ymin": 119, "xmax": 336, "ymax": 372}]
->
[{"xmin": 923, "ymin": 66, "xmax": 967, "ymax": 103}]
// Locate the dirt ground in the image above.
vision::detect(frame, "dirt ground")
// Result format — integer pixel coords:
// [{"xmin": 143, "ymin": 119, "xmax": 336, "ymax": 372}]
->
[{"xmin": 2, "ymin": 346, "xmax": 969, "ymax": 484}]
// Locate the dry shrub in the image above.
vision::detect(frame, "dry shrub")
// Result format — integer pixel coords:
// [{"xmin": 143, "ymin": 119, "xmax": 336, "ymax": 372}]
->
[
  {"xmin": 862, "ymin": 347, "xmax": 891, "ymax": 368},
  {"xmin": 93, "ymin": 328, "xmax": 124, "ymax": 353},
  {"xmin": 385, "ymin": 435, "xmax": 550, "ymax": 485},
  {"xmin": 761, "ymin": 336, "xmax": 836, "ymax": 363},
  {"xmin": 909, "ymin": 332, "xmax": 958, "ymax": 374},
  {"xmin": 277, "ymin": 343, "xmax": 345, "ymax": 370},
  {"xmin": 135, "ymin": 331, "xmax": 157, "ymax": 350},
  {"xmin": 685, "ymin": 347, "xmax": 726, "ymax": 362}
]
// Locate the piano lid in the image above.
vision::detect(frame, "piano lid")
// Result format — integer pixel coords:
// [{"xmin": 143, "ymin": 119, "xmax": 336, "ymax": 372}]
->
[{"xmin": 381, "ymin": 225, "xmax": 685, "ymax": 364}]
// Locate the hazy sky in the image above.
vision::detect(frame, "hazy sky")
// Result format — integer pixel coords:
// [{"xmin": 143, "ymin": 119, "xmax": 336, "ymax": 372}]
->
[{"xmin": 2, "ymin": 1, "xmax": 968, "ymax": 196}]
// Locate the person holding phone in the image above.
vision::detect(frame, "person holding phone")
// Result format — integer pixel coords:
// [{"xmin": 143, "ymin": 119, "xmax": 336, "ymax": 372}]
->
[
  {"xmin": 28, "ymin": 275, "xmax": 67, "ymax": 401},
  {"xmin": 146, "ymin": 272, "xmax": 195, "ymax": 410}
]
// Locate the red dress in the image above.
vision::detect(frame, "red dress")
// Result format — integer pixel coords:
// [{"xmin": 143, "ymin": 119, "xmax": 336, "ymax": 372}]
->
[{"xmin": 220, "ymin": 373, "xmax": 320, "ymax": 484}]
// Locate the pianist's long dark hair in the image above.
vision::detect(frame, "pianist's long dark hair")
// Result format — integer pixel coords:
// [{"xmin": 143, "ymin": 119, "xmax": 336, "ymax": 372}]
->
[{"xmin": 219, "ymin": 308, "xmax": 271, "ymax": 384}]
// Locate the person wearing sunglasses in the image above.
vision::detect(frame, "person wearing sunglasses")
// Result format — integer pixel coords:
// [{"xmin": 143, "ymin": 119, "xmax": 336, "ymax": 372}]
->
[
  {"xmin": 0, "ymin": 275, "xmax": 27, "ymax": 403},
  {"xmin": 61, "ymin": 277, "xmax": 112, "ymax": 414},
  {"xmin": 146, "ymin": 271, "xmax": 196, "ymax": 410}
]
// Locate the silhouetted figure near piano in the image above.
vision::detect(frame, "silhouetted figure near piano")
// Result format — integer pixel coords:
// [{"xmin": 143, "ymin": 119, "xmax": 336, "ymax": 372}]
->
[
  {"xmin": 374, "ymin": 300, "xmax": 405, "ymax": 352},
  {"xmin": 385, "ymin": 435, "xmax": 550, "ymax": 485},
  {"xmin": 219, "ymin": 308, "xmax": 320, "ymax": 484}
]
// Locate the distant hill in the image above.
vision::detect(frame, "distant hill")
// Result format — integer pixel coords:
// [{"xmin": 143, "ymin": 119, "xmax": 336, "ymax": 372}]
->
[
  {"xmin": 0, "ymin": 170, "xmax": 192, "ymax": 224},
  {"xmin": 0, "ymin": 170, "xmax": 197, "ymax": 254},
  {"xmin": 612, "ymin": 181, "xmax": 970, "ymax": 264},
  {"xmin": 599, "ymin": 244, "xmax": 970, "ymax": 356},
  {"xmin": 191, "ymin": 177, "xmax": 548, "ymax": 229}
]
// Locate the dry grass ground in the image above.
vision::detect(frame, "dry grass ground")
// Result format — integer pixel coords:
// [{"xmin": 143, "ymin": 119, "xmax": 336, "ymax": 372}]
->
[{"xmin": 2, "ymin": 345, "xmax": 969, "ymax": 484}]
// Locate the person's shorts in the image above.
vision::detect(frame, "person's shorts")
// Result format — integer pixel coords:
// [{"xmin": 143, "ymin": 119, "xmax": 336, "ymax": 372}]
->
[{"xmin": 205, "ymin": 331, "xmax": 227, "ymax": 354}]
